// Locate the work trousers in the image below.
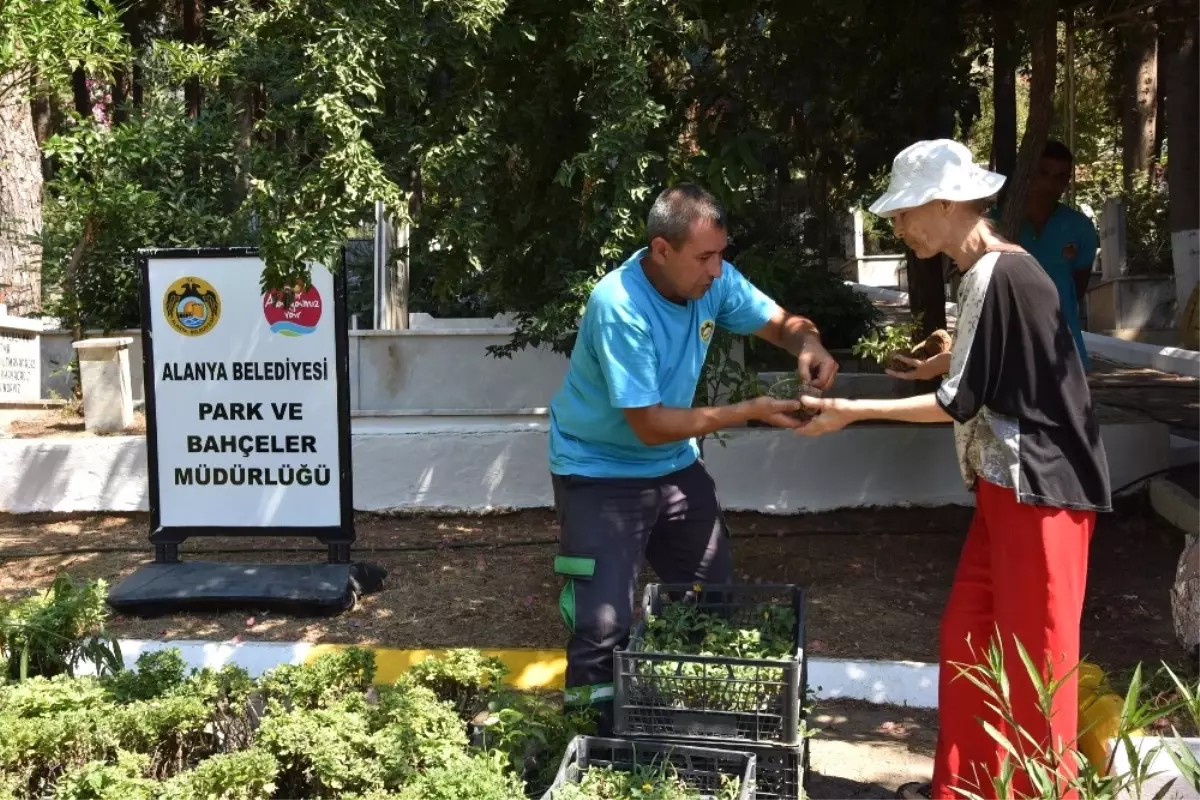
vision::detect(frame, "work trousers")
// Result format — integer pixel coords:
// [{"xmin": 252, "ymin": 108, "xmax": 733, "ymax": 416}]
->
[
  {"xmin": 932, "ymin": 479, "xmax": 1094, "ymax": 800},
  {"xmin": 551, "ymin": 460, "xmax": 733, "ymax": 733}
]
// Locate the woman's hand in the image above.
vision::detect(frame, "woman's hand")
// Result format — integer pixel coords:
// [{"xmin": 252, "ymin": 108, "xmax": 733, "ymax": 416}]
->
[
  {"xmin": 741, "ymin": 396, "xmax": 806, "ymax": 429},
  {"xmin": 886, "ymin": 351, "xmax": 951, "ymax": 381},
  {"xmin": 793, "ymin": 396, "xmax": 860, "ymax": 436}
]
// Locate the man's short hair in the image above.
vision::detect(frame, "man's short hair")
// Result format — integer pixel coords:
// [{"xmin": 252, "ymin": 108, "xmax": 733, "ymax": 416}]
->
[
  {"xmin": 1042, "ymin": 139, "xmax": 1074, "ymax": 165},
  {"xmin": 646, "ymin": 183, "xmax": 726, "ymax": 248}
]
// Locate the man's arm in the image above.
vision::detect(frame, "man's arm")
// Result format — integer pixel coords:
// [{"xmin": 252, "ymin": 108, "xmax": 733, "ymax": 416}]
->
[
  {"xmin": 623, "ymin": 401, "xmax": 787, "ymax": 447},
  {"xmin": 752, "ymin": 305, "xmax": 821, "ymax": 357},
  {"xmin": 1074, "ymin": 217, "xmax": 1099, "ymax": 303},
  {"xmin": 593, "ymin": 317, "xmax": 801, "ymax": 447},
  {"xmin": 752, "ymin": 306, "xmax": 839, "ymax": 390},
  {"xmin": 1073, "ymin": 269, "xmax": 1092, "ymax": 305}
]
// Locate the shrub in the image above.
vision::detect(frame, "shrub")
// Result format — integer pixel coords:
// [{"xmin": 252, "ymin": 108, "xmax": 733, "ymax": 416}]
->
[
  {"xmin": 104, "ymin": 649, "xmax": 189, "ymax": 703},
  {"xmin": 0, "ymin": 674, "xmax": 110, "ymax": 717},
  {"xmin": 407, "ymin": 649, "xmax": 508, "ymax": 719},
  {"xmin": 479, "ymin": 692, "xmax": 597, "ymax": 796},
  {"xmin": 52, "ymin": 752, "xmax": 158, "ymax": 800},
  {"xmin": 258, "ymin": 647, "xmax": 376, "ymax": 711},
  {"xmin": 0, "ymin": 574, "xmax": 122, "ymax": 681},
  {"xmin": 0, "ymin": 706, "xmax": 122, "ymax": 798},
  {"xmin": 395, "ymin": 751, "xmax": 525, "ymax": 800},
  {"xmin": 0, "ymin": 630, "xmax": 653, "ymax": 800},
  {"xmin": 370, "ymin": 679, "xmax": 470, "ymax": 786},
  {"xmin": 160, "ymin": 748, "xmax": 280, "ymax": 800},
  {"xmin": 114, "ymin": 693, "xmax": 217, "ymax": 777},
  {"xmin": 257, "ymin": 704, "xmax": 386, "ymax": 798}
]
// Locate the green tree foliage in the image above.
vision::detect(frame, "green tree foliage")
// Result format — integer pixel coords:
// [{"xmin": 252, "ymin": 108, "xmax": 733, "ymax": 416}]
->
[
  {"xmin": 34, "ymin": 0, "xmax": 986, "ymax": 351},
  {"xmin": 0, "ymin": 0, "xmax": 128, "ymax": 105}
]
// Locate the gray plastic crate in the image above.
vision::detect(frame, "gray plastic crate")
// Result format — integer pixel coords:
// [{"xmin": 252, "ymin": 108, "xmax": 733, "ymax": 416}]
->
[
  {"xmin": 541, "ymin": 735, "xmax": 757, "ymax": 800},
  {"xmin": 616, "ymin": 736, "xmax": 808, "ymax": 800}
]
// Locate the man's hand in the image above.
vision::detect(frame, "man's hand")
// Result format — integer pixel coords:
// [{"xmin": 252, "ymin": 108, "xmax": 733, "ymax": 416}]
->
[
  {"xmin": 886, "ymin": 351, "xmax": 951, "ymax": 381},
  {"xmin": 797, "ymin": 337, "xmax": 839, "ymax": 391},
  {"xmin": 754, "ymin": 308, "xmax": 838, "ymax": 390},
  {"xmin": 741, "ymin": 396, "xmax": 806, "ymax": 429},
  {"xmin": 793, "ymin": 396, "xmax": 859, "ymax": 436}
]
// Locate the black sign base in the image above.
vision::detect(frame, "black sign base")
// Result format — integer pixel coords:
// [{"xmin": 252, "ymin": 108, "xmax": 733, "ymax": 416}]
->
[{"xmin": 108, "ymin": 561, "xmax": 364, "ymax": 618}]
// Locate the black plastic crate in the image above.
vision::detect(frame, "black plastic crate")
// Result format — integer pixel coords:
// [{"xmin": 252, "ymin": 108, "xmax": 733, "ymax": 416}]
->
[
  {"xmin": 541, "ymin": 736, "xmax": 757, "ymax": 800},
  {"xmin": 615, "ymin": 583, "xmax": 807, "ymax": 745},
  {"xmin": 620, "ymin": 737, "xmax": 808, "ymax": 800},
  {"xmin": 747, "ymin": 740, "xmax": 808, "ymax": 800}
]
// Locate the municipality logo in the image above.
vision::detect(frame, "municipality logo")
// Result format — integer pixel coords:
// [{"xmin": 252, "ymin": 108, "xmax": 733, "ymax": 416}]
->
[
  {"xmin": 263, "ymin": 283, "xmax": 323, "ymax": 336},
  {"xmin": 163, "ymin": 277, "xmax": 220, "ymax": 336},
  {"xmin": 699, "ymin": 319, "xmax": 715, "ymax": 343}
]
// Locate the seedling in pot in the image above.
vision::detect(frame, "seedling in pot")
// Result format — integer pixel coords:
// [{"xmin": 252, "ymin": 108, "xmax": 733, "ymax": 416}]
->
[
  {"xmin": 886, "ymin": 329, "xmax": 953, "ymax": 374},
  {"xmin": 767, "ymin": 376, "xmax": 822, "ymax": 422}
]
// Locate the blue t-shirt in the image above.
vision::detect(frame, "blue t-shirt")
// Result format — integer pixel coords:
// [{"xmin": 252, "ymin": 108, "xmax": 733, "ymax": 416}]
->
[
  {"xmin": 1015, "ymin": 204, "xmax": 1098, "ymax": 370},
  {"xmin": 548, "ymin": 248, "xmax": 777, "ymax": 479}
]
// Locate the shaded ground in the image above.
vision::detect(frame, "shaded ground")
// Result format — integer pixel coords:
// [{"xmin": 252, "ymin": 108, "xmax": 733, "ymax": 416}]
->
[
  {"xmin": 808, "ymin": 701, "xmax": 937, "ymax": 799},
  {"xmin": 4, "ymin": 407, "xmax": 147, "ymax": 438},
  {"xmin": 0, "ymin": 502, "xmax": 1188, "ymax": 674}
]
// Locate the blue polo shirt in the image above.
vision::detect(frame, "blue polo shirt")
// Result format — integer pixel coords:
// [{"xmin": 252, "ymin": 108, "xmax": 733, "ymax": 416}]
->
[
  {"xmin": 548, "ymin": 248, "xmax": 777, "ymax": 479},
  {"xmin": 1015, "ymin": 204, "xmax": 1098, "ymax": 370}
]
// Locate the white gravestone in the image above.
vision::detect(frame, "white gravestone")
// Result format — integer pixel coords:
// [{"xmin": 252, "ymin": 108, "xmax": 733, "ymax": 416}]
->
[
  {"xmin": 72, "ymin": 337, "xmax": 136, "ymax": 433},
  {"xmin": 0, "ymin": 315, "xmax": 42, "ymax": 402}
]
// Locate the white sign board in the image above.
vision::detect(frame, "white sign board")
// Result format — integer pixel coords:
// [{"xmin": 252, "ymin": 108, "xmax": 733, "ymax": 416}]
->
[
  {"xmin": 142, "ymin": 250, "xmax": 350, "ymax": 534},
  {"xmin": 0, "ymin": 317, "xmax": 42, "ymax": 402}
]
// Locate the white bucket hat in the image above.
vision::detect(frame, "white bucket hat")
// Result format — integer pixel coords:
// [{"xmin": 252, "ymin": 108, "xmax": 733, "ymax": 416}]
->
[{"xmin": 868, "ymin": 139, "xmax": 1006, "ymax": 218}]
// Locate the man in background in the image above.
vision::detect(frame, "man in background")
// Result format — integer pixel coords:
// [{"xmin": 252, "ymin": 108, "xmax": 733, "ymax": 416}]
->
[{"xmin": 1015, "ymin": 140, "xmax": 1099, "ymax": 371}]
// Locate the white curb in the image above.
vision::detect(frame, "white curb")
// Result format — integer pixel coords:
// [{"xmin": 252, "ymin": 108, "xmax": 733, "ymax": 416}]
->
[{"xmin": 79, "ymin": 639, "xmax": 941, "ymax": 709}]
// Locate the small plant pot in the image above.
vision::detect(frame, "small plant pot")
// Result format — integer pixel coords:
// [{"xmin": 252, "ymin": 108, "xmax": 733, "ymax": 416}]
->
[{"xmin": 767, "ymin": 376, "xmax": 822, "ymax": 422}]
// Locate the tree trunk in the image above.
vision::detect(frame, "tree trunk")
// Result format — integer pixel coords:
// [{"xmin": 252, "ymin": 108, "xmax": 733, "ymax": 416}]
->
[
  {"xmin": 30, "ymin": 75, "xmax": 55, "ymax": 184},
  {"xmin": 1161, "ymin": 5, "xmax": 1199, "ymax": 329},
  {"xmin": 71, "ymin": 68, "xmax": 92, "ymax": 119},
  {"xmin": 130, "ymin": 0, "xmax": 144, "ymax": 110},
  {"xmin": 999, "ymin": 1, "xmax": 1058, "ymax": 241},
  {"xmin": 0, "ymin": 70, "xmax": 45, "ymax": 316},
  {"xmin": 183, "ymin": 0, "xmax": 205, "ymax": 118},
  {"xmin": 1119, "ymin": 19, "xmax": 1159, "ymax": 192},
  {"xmin": 992, "ymin": 1, "xmax": 1019, "ymax": 184},
  {"xmin": 1154, "ymin": 27, "xmax": 1168, "ymax": 168},
  {"xmin": 30, "ymin": 78, "xmax": 53, "ymax": 147}
]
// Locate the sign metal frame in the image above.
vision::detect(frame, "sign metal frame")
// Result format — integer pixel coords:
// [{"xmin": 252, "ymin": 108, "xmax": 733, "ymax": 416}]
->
[{"xmin": 138, "ymin": 247, "xmax": 355, "ymax": 564}]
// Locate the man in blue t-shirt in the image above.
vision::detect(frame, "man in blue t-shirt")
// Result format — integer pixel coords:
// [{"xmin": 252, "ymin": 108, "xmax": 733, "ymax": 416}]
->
[
  {"xmin": 548, "ymin": 183, "xmax": 838, "ymax": 728},
  {"xmin": 1017, "ymin": 140, "xmax": 1099, "ymax": 370}
]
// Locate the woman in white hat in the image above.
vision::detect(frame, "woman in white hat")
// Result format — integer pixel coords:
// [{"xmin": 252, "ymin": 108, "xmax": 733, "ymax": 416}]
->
[{"xmin": 797, "ymin": 139, "xmax": 1111, "ymax": 800}]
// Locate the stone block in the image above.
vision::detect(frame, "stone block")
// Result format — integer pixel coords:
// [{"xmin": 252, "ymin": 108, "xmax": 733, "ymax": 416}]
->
[{"xmin": 72, "ymin": 337, "xmax": 135, "ymax": 433}]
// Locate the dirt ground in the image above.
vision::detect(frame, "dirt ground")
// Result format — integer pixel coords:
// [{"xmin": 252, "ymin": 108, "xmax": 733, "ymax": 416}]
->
[
  {"xmin": 4, "ymin": 408, "xmax": 147, "ymax": 438},
  {"xmin": 0, "ymin": 501, "xmax": 1190, "ymax": 674},
  {"xmin": 808, "ymin": 701, "xmax": 937, "ymax": 799}
]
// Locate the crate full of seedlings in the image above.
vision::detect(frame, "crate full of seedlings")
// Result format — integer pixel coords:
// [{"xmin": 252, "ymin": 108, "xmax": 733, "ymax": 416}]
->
[
  {"xmin": 541, "ymin": 735, "xmax": 757, "ymax": 800},
  {"xmin": 633, "ymin": 736, "xmax": 810, "ymax": 800},
  {"xmin": 614, "ymin": 583, "xmax": 807, "ymax": 746}
]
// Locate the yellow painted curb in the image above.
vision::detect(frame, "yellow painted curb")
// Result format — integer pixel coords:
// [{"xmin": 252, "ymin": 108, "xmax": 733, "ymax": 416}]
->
[{"xmin": 305, "ymin": 645, "xmax": 568, "ymax": 691}]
